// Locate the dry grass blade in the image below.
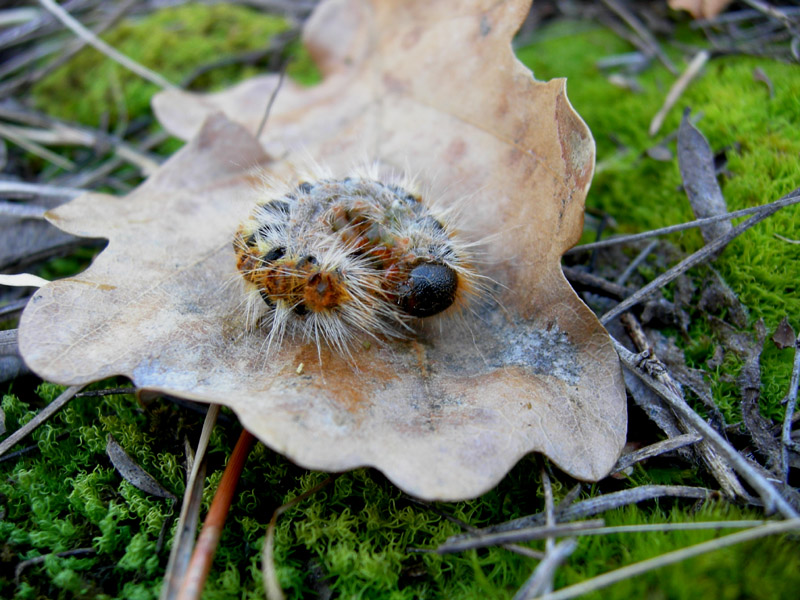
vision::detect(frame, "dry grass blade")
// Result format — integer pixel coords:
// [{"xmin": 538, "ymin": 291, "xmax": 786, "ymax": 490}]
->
[
  {"xmin": 600, "ymin": 187, "xmax": 800, "ymax": 325},
  {"xmin": 567, "ymin": 192, "xmax": 800, "ymax": 254},
  {"xmin": 160, "ymin": 404, "xmax": 219, "ymax": 600},
  {"xmin": 534, "ymin": 519, "xmax": 800, "ymax": 600},
  {"xmin": 0, "ymin": 384, "xmax": 83, "ymax": 457},
  {"xmin": 781, "ymin": 333, "xmax": 800, "ymax": 481},
  {"xmin": 37, "ymin": 0, "xmax": 178, "ymax": 91},
  {"xmin": 177, "ymin": 428, "xmax": 256, "ymax": 600},
  {"xmin": 615, "ymin": 341, "xmax": 799, "ymax": 519},
  {"xmin": 649, "ymin": 50, "xmax": 711, "ymax": 137},
  {"xmin": 0, "ymin": 273, "xmax": 49, "ymax": 287}
]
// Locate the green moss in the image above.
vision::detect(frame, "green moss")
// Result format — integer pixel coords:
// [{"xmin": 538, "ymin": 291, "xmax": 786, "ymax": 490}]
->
[
  {"xmin": 4, "ymin": 390, "xmax": 799, "ymax": 600},
  {"xmin": 31, "ymin": 4, "xmax": 319, "ymax": 129}
]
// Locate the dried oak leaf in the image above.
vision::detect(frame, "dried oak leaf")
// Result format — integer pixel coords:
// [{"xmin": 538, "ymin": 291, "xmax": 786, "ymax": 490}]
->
[
  {"xmin": 668, "ymin": 0, "xmax": 732, "ymax": 19},
  {"xmin": 19, "ymin": 0, "xmax": 625, "ymax": 500}
]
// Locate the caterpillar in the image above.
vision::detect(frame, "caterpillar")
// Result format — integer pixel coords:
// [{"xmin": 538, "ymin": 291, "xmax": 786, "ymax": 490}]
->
[{"xmin": 233, "ymin": 167, "xmax": 483, "ymax": 357}]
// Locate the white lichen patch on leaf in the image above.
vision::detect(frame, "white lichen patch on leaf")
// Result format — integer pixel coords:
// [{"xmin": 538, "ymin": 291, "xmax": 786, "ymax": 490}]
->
[{"xmin": 19, "ymin": 0, "xmax": 626, "ymax": 500}]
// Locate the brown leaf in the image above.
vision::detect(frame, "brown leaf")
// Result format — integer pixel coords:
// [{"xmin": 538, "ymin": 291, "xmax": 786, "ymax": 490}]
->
[
  {"xmin": 106, "ymin": 435, "xmax": 176, "ymax": 500},
  {"xmin": 668, "ymin": 0, "xmax": 733, "ymax": 19},
  {"xmin": 677, "ymin": 110, "xmax": 732, "ymax": 250},
  {"xmin": 18, "ymin": 0, "xmax": 625, "ymax": 500},
  {"xmin": 772, "ymin": 316, "xmax": 796, "ymax": 350}
]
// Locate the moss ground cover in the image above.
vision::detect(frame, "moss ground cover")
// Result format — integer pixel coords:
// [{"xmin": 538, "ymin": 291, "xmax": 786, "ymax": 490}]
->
[{"xmin": 3, "ymin": 4, "xmax": 799, "ymax": 599}]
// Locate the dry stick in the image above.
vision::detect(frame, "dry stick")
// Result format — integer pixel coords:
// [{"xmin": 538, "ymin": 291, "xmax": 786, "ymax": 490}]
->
[
  {"xmin": 0, "ymin": 180, "xmax": 83, "ymax": 200},
  {"xmin": 600, "ymin": 187, "xmax": 800, "ymax": 325},
  {"xmin": 566, "ymin": 192, "xmax": 800, "ymax": 254},
  {"xmin": 468, "ymin": 486, "xmax": 711, "ymax": 539},
  {"xmin": 263, "ymin": 476, "xmax": 336, "ymax": 600},
  {"xmin": 459, "ymin": 519, "xmax": 772, "ymax": 555},
  {"xmin": 540, "ymin": 466, "xmax": 556, "ymax": 594},
  {"xmin": 177, "ymin": 427, "xmax": 255, "ymax": 600},
  {"xmin": 161, "ymin": 404, "xmax": 220, "ymax": 600},
  {"xmin": 649, "ymin": 50, "xmax": 711, "ymax": 137},
  {"xmin": 37, "ymin": 0, "xmax": 178, "ymax": 91},
  {"xmin": 0, "ymin": 0, "xmax": 136, "ymax": 98},
  {"xmin": 611, "ymin": 432, "xmax": 704, "ymax": 474},
  {"xmin": 535, "ymin": 519, "xmax": 800, "ymax": 600},
  {"xmin": 781, "ymin": 333, "xmax": 800, "ymax": 481},
  {"xmin": 615, "ymin": 341, "xmax": 799, "ymax": 519},
  {"xmin": 621, "ymin": 312, "xmax": 748, "ymax": 500},
  {"xmin": 0, "ymin": 201, "xmax": 47, "ymax": 219},
  {"xmin": 0, "ymin": 385, "xmax": 84, "ymax": 458}
]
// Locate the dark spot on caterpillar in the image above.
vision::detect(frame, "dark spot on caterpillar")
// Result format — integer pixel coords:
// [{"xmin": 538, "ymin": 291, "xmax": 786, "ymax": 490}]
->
[
  {"xmin": 293, "ymin": 302, "xmax": 308, "ymax": 316},
  {"xmin": 296, "ymin": 255, "xmax": 318, "ymax": 268},
  {"xmin": 396, "ymin": 261, "xmax": 458, "ymax": 318},
  {"xmin": 270, "ymin": 200, "xmax": 291, "ymax": 214},
  {"xmin": 297, "ymin": 182, "xmax": 314, "ymax": 194},
  {"xmin": 419, "ymin": 215, "xmax": 445, "ymax": 231},
  {"xmin": 263, "ymin": 246, "xmax": 286, "ymax": 262},
  {"xmin": 259, "ymin": 290, "xmax": 274, "ymax": 307}
]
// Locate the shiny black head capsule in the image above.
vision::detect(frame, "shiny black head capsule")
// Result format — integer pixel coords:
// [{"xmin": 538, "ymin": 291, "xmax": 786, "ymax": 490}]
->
[{"xmin": 396, "ymin": 261, "xmax": 458, "ymax": 318}]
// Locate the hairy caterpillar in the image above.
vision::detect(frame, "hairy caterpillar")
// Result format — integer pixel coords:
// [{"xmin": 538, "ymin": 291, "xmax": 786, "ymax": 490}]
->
[{"xmin": 233, "ymin": 167, "xmax": 483, "ymax": 356}]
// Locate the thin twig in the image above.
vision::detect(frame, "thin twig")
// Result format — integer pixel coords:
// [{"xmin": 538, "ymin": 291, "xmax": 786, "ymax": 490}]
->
[
  {"xmin": 615, "ymin": 341, "xmax": 799, "ymax": 519},
  {"xmin": 616, "ymin": 239, "xmax": 658, "ymax": 286},
  {"xmin": 513, "ymin": 539, "xmax": 577, "ymax": 600},
  {"xmin": 0, "ymin": 201, "xmax": 47, "ymax": 219},
  {"xmin": 600, "ymin": 187, "xmax": 800, "ymax": 325},
  {"xmin": 781, "ymin": 334, "xmax": 800, "ymax": 482},
  {"xmin": 567, "ymin": 192, "xmax": 800, "ymax": 254},
  {"xmin": 15, "ymin": 548, "xmax": 95, "ymax": 584},
  {"xmin": 649, "ymin": 50, "xmax": 710, "ymax": 137},
  {"xmin": 263, "ymin": 476, "xmax": 336, "ymax": 600},
  {"xmin": 535, "ymin": 519, "xmax": 800, "ymax": 600},
  {"xmin": 611, "ymin": 432, "xmax": 704, "ymax": 474},
  {"xmin": 437, "ymin": 520, "xmax": 606, "ymax": 554},
  {"xmin": 75, "ymin": 387, "xmax": 137, "ymax": 398},
  {"xmin": 0, "ymin": 180, "xmax": 83, "ymax": 200},
  {"xmin": 0, "ymin": 385, "xmax": 84, "ymax": 458},
  {"xmin": 541, "ymin": 466, "xmax": 556, "ymax": 590},
  {"xmin": 0, "ymin": 122, "xmax": 74, "ymax": 170},
  {"xmin": 601, "ymin": 0, "xmax": 677, "ymax": 74},
  {"xmin": 177, "ymin": 428, "xmax": 256, "ymax": 600},
  {"xmin": 255, "ymin": 59, "xmax": 289, "ymax": 139},
  {"xmin": 406, "ymin": 499, "xmax": 544, "ymax": 559},
  {"xmin": 480, "ymin": 486, "xmax": 712, "ymax": 536},
  {"xmin": 37, "ymin": 0, "xmax": 178, "ymax": 91}
]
